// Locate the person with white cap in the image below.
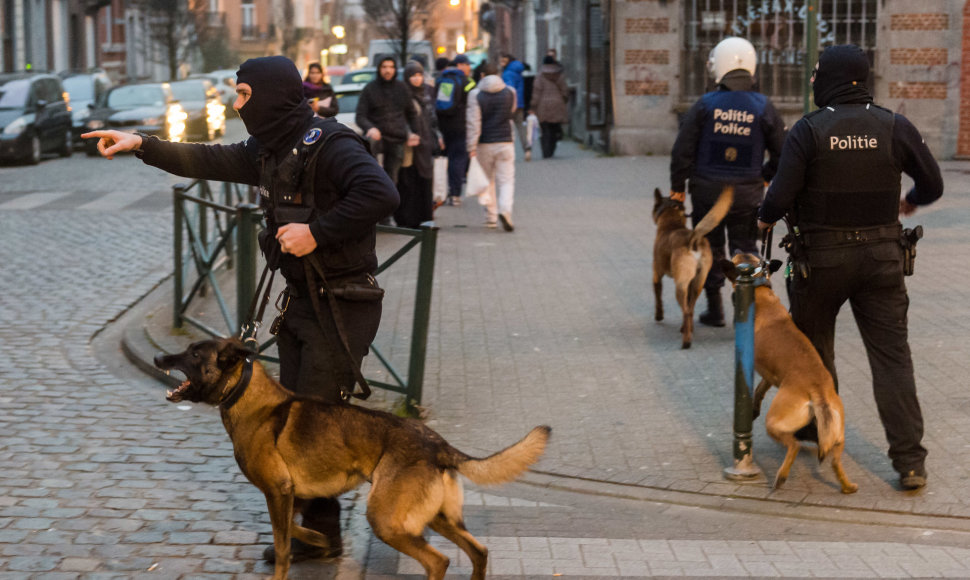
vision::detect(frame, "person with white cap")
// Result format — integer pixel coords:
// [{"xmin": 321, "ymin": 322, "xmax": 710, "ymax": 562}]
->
[{"xmin": 669, "ymin": 36, "xmax": 786, "ymax": 326}]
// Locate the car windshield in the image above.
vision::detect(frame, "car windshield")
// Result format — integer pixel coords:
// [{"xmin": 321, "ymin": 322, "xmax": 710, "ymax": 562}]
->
[
  {"xmin": 170, "ymin": 81, "xmax": 204, "ymax": 102},
  {"xmin": 107, "ymin": 85, "xmax": 165, "ymax": 108},
  {"xmin": 0, "ymin": 79, "xmax": 30, "ymax": 109},
  {"xmin": 336, "ymin": 92, "xmax": 360, "ymax": 111},
  {"xmin": 62, "ymin": 76, "xmax": 94, "ymax": 101}
]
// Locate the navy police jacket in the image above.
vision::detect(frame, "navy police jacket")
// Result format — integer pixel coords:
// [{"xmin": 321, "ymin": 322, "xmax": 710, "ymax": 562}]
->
[{"xmin": 670, "ymin": 70, "xmax": 786, "ymax": 202}]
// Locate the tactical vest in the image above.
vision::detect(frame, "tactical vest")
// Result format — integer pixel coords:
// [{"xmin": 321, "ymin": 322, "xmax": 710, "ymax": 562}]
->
[
  {"xmin": 695, "ymin": 90, "xmax": 768, "ymax": 183},
  {"xmin": 799, "ymin": 103, "xmax": 900, "ymax": 229},
  {"xmin": 258, "ymin": 116, "xmax": 374, "ymax": 282},
  {"xmin": 477, "ymin": 88, "xmax": 515, "ymax": 143}
]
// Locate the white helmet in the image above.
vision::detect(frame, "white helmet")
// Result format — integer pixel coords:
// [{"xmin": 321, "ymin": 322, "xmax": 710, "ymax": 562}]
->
[{"xmin": 708, "ymin": 37, "xmax": 757, "ymax": 83}]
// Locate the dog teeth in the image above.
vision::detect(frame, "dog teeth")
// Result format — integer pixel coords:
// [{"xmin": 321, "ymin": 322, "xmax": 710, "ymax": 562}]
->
[{"xmin": 166, "ymin": 390, "xmax": 173, "ymax": 397}]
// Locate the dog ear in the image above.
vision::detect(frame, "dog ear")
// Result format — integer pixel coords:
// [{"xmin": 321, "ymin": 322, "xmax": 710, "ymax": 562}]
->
[
  {"xmin": 768, "ymin": 259, "xmax": 784, "ymax": 274},
  {"xmin": 654, "ymin": 188, "xmax": 662, "ymax": 202},
  {"xmin": 216, "ymin": 339, "xmax": 254, "ymax": 369},
  {"xmin": 720, "ymin": 258, "xmax": 739, "ymax": 282}
]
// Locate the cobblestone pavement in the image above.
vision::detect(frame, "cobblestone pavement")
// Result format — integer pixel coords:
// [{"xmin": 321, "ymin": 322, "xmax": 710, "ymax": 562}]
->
[{"xmin": 3, "ymin": 123, "xmax": 970, "ymax": 578}]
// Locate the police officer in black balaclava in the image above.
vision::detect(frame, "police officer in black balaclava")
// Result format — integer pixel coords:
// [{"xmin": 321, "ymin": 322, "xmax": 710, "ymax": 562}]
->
[
  {"xmin": 83, "ymin": 55, "xmax": 399, "ymax": 562},
  {"xmin": 758, "ymin": 44, "xmax": 943, "ymax": 491}
]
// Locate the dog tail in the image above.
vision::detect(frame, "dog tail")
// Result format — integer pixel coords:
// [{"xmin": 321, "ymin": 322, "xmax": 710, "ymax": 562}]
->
[
  {"xmin": 455, "ymin": 426, "xmax": 551, "ymax": 486},
  {"xmin": 813, "ymin": 396, "xmax": 844, "ymax": 462},
  {"xmin": 689, "ymin": 186, "xmax": 734, "ymax": 247}
]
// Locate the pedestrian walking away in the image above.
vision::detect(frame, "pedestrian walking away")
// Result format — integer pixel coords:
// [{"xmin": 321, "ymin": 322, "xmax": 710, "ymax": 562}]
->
[
  {"xmin": 757, "ymin": 44, "xmax": 943, "ymax": 491},
  {"xmin": 499, "ymin": 53, "xmax": 531, "ymax": 160},
  {"xmin": 303, "ymin": 61, "xmax": 338, "ymax": 117},
  {"xmin": 82, "ymin": 54, "xmax": 399, "ymax": 564},
  {"xmin": 467, "ymin": 62, "xmax": 517, "ymax": 232},
  {"xmin": 530, "ymin": 55, "xmax": 569, "ymax": 159},
  {"xmin": 395, "ymin": 60, "xmax": 442, "ymax": 228},
  {"xmin": 436, "ymin": 54, "xmax": 476, "ymax": 206},
  {"xmin": 355, "ymin": 55, "xmax": 421, "ymax": 186},
  {"xmin": 669, "ymin": 36, "xmax": 786, "ymax": 326}
]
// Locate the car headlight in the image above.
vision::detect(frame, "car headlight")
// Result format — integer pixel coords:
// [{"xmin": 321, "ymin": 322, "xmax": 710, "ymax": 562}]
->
[
  {"xmin": 85, "ymin": 119, "xmax": 105, "ymax": 130},
  {"xmin": 3, "ymin": 117, "xmax": 27, "ymax": 136},
  {"xmin": 167, "ymin": 105, "xmax": 187, "ymax": 142}
]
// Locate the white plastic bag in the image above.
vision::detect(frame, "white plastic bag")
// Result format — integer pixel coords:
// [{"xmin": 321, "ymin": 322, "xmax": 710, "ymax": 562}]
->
[
  {"xmin": 432, "ymin": 157, "xmax": 448, "ymax": 204},
  {"xmin": 466, "ymin": 156, "xmax": 490, "ymax": 197},
  {"xmin": 526, "ymin": 113, "xmax": 540, "ymax": 148}
]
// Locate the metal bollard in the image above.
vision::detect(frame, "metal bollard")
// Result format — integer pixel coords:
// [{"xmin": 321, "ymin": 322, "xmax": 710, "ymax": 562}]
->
[
  {"xmin": 173, "ymin": 184, "xmax": 187, "ymax": 329},
  {"xmin": 405, "ymin": 225, "xmax": 438, "ymax": 411},
  {"xmin": 724, "ymin": 263, "xmax": 764, "ymax": 481}
]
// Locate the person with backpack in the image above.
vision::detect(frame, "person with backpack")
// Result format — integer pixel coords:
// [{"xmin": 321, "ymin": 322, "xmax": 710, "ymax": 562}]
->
[{"xmin": 435, "ymin": 54, "xmax": 475, "ymax": 206}]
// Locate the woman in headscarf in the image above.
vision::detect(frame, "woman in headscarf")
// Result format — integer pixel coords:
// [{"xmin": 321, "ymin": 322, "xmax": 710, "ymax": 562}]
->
[
  {"xmin": 303, "ymin": 61, "xmax": 339, "ymax": 117},
  {"xmin": 394, "ymin": 60, "xmax": 442, "ymax": 228},
  {"xmin": 530, "ymin": 55, "xmax": 569, "ymax": 158}
]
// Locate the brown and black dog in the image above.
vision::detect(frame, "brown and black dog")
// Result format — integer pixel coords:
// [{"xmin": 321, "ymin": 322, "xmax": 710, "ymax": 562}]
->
[
  {"xmin": 652, "ymin": 186, "xmax": 733, "ymax": 348},
  {"xmin": 722, "ymin": 253, "xmax": 857, "ymax": 493},
  {"xmin": 155, "ymin": 338, "xmax": 551, "ymax": 580}
]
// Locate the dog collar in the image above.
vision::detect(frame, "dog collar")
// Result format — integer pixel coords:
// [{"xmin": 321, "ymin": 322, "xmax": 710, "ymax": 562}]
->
[{"xmin": 219, "ymin": 358, "xmax": 254, "ymax": 410}]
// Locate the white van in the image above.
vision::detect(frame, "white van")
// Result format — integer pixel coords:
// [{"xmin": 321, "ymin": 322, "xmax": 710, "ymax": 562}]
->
[{"xmin": 367, "ymin": 39, "xmax": 434, "ymax": 69}]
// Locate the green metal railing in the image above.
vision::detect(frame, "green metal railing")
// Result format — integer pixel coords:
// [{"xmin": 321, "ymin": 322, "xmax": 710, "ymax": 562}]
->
[{"xmin": 171, "ymin": 180, "xmax": 437, "ymax": 407}]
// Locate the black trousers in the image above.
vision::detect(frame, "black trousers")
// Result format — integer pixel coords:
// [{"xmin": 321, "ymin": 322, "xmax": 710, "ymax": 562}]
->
[
  {"xmin": 789, "ymin": 239, "xmax": 926, "ymax": 474},
  {"xmin": 442, "ymin": 129, "xmax": 468, "ymax": 198},
  {"xmin": 276, "ymin": 282, "xmax": 383, "ymax": 538},
  {"xmin": 690, "ymin": 187, "xmax": 761, "ymax": 291},
  {"xmin": 539, "ymin": 122, "xmax": 562, "ymax": 159}
]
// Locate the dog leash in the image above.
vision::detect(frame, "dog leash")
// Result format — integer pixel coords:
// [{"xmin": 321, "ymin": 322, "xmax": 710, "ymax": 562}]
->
[{"xmin": 239, "ymin": 263, "xmax": 276, "ymax": 346}]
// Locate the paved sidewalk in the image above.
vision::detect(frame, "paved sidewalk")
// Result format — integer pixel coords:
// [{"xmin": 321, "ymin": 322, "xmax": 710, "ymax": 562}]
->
[{"xmin": 117, "ymin": 140, "xmax": 970, "ymax": 573}]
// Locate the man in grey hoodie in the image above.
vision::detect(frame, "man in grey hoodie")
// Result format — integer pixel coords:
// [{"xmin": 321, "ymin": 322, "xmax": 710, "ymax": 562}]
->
[{"xmin": 467, "ymin": 63, "xmax": 517, "ymax": 232}]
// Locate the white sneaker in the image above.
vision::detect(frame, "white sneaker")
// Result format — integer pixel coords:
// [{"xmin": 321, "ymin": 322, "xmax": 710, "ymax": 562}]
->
[
  {"xmin": 485, "ymin": 220, "xmax": 498, "ymax": 229},
  {"xmin": 524, "ymin": 149, "xmax": 532, "ymax": 162}
]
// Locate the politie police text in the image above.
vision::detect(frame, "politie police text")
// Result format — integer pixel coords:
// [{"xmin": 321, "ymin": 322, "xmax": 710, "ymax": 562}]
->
[
  {"xmin": 830, "ymin": 135, "xmax": 879, "ymax": 150},
  {"xmin": 713, "ymin": 108, "xmax": 754, "ymax": 136}
]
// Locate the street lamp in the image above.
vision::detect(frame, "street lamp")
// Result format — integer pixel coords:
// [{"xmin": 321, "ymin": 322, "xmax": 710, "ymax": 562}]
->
[{"xmin": 332, "ymin": 25, "xmax": 345, "ymax": 39}]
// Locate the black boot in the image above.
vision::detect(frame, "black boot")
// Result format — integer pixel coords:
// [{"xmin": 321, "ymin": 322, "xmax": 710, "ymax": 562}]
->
[{"xmin": 699, "ymin": 289, "xmax": 726, "ymax": 327}]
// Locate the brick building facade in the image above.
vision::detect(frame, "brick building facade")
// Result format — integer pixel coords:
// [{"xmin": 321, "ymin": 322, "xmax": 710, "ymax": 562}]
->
[{"xmin": 609, "ymin": 0, "xmax": 968, "ymax": 160}]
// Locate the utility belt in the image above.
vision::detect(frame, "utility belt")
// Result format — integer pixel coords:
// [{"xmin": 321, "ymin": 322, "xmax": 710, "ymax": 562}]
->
[
  {"xmin": 283, "ymin": 273, "xmax": 384, "ymax": 302},
  {"xmin": 782, "ymin": 222, "xmax": 924, "ymax": 280},
  {"xmin": 801, "ymin": 223, "xmax": 901, "ymax": 249}
]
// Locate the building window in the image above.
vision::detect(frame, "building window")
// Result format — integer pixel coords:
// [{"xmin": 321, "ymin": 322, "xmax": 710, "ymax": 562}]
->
[
  {"xmin": 242, "ymin": 2, "xmax": 257, "ymax": 39},
  {"xmin": 681, "ymin": 0, "xmax": 878, "ymax": 106}
]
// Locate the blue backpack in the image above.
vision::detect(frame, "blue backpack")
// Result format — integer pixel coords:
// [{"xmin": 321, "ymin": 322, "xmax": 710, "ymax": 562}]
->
[{"xmin": 435, "ymin": 70, "xmax": 464, "ymax": 114}]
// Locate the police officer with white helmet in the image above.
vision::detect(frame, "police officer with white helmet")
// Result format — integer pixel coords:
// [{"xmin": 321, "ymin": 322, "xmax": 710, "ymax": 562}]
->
[
  {"xmin": 758, "ymin": 44, "xmax": 943, "ymax": 490},
  {"xmin": 670, "ymin": 36, "xmax": 786, "ymax": 326}
]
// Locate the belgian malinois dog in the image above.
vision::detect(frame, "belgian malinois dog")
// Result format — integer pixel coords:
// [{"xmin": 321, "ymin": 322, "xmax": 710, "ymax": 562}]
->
[
  {"xmin": 155, "ymin": 338, "xmax": 551, "ymax": 580},
  {"xmin": 652, "ymin": 186, "xmax": 733, "ymax": 348},
  {"xmin": 722, "ymin": 253, "xmax": 857, "ymax": 494}
]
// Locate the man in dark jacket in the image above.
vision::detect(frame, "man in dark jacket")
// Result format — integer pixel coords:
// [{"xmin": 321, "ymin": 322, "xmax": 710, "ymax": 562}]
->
[
  {"xmin": 669, "ymin": 36, "xmax": 786, "ymax": 326},
  {"xmin": 436, "ymin": 54, "xmax": 475, "ymax": 205},
  {"xmin": 355, "ymin": 56, "xmax": 420, "ymax": 184},
  {"xmin": 83, "ymin": 55, "xmax": 399, "ymax": 564},
  {"xmin": 758, "ymin": 44, "xmax": 943, "ymax": 491}
]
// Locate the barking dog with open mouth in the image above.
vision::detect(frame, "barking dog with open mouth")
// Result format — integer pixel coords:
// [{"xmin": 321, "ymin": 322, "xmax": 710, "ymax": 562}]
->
[
  {"xmin": 722, "ymin": 253, "xmax": 857, "ymax": 494},
  {"xmin": 652, "ymin": 186, "xmax": 733, "ymax": 348},
  {"xmin": 155, "ymin": 338, "xmax": 551, "ymax": 580}
]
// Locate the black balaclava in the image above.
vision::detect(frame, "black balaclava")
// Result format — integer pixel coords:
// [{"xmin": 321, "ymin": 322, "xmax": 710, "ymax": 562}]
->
[
  {"xmin": 235, "ymin": 56, "xmax": 313, "ymax": 155},
  {"xmin": 812, "ymin": 44, "xmax": 872, "ymax": 108},
  {"xmin": 378, "ymin": 56, "xmax": 398, "ymax": 84}
]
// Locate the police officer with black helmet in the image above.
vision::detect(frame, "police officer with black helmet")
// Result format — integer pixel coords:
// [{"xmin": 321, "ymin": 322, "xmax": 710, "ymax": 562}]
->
[
  {"xmin": 670, "ymin": 37, "xmax": 786, "ymax": 326},
  {"xmin": 758, "ymin": 44, "xmax": 943, "ymax": 490},
  {"xmin": 84, "ymin": 56, "xmax": 399, "ymax": 561}
]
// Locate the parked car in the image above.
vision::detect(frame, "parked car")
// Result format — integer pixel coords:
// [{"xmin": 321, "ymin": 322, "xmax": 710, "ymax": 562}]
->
[
  {"xmin": 83, "ymin": 82, "xmax": 187, "ymax": 155},
  {"xmin": 189, "ymin": 69, "xmax": 237, "ymax": 109},
  {"xmin": 169, "ymin": 78, "xmax": 225, "ymax": 141},
  {"xmin": 333, "ymin": 84, "xmax": 362, "ymax": 134},
  {"xmin": 59, "ymin": 69, "xmax": 113, "ymax": 146},
  {"xmin": 0, "ymin": 72, "xmax": 73, "ymax": 164},
  {"xmin": 337, "ymin": 68, "xmax": 403, "ymax": 91}
]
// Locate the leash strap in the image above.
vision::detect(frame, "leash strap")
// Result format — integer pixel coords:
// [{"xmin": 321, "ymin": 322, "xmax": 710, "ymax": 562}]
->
[
  {"xmin": 304, "ymin": 255, "xmax": 372, "ymax": 401},
  {"xmin": 239, "ymin": 264, "xmax": 276, "ymax": 343}
]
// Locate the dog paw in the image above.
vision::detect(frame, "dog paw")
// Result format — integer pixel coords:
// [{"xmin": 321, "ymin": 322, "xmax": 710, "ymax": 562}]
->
[
  {"xmin": 841, "ymin": 482, "xmax": 859, "ymax": 494},
  {"xmin": 655, "ymin": 313, "xmax": 664, "ymax": 322},
  {"xmin": 772, "ymin": 475, "xmax": 787, "ymax": 490},
  {"xmin": 681, "ymin": 341, "xmax": 691, "ymax": 349}
]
